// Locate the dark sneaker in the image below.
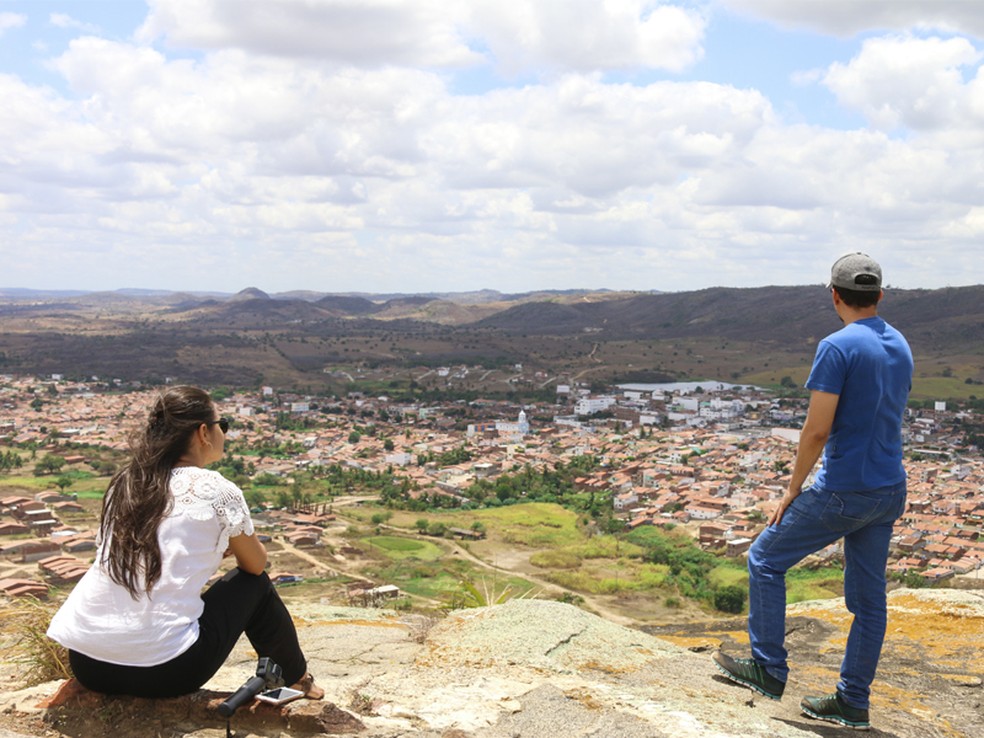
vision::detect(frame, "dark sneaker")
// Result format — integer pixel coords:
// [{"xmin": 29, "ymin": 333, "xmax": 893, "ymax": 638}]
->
[
  {"xmin": 801, "ymin": 693, "xmax": 870, "ymax": 730},
  {"xmin": 712, "ymin": 651, "xmax": 785, "ymax": 700}
]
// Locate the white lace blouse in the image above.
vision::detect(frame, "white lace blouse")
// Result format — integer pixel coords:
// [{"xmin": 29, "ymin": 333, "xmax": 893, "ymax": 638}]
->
[{"xmin": 47, "ymin": 467, "xmax": 254, "ymax": 666}]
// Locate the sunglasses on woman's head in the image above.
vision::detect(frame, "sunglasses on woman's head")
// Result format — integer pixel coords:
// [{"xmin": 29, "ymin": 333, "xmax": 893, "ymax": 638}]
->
[{"xmin": 207, "ymin": 418, "xmax": 231, "ymax": 433}]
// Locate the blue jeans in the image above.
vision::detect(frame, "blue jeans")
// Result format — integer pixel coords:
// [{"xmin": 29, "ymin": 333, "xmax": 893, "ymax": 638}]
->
[{"xmin": 747, "ymin": 483, "xmax": 906, "ymax": 710}]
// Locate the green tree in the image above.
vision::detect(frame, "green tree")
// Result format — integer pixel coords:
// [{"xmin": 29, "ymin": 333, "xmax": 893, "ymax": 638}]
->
[
  {"xmin": 427, "ymin": 521, "xmax": 447, "ymax": 537},
  {"xmin": 33, "ymin": 454, "xmax": 65, "ymax": 476},
  {"xmin": 713, "ymin": 585, "xmax": 747, "ymax": 614},
  {"xmin": 54, "ymin": 476, "xmax": 74, "ymax": 492},
  {"xmin": 244, "ymin": 488, "xmax": 267, "ymax": 509}
]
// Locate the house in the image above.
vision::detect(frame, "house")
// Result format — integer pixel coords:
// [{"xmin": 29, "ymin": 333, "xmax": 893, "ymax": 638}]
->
[
  {"xmin": 613, "ymin": 491, "xmax": 639, "ymax": 511},
  {"xmin": 0, "ymin": 578, "xmax": 49, "ymax": 600},
  {"xmin": 0, "ymin": 496, "xmax": 32, "ymax": 512},
  {"xmin": 35, "ymin": 491, "xmax": 76, "ymax": 503},
  {"xmin": 38, "ymin": 555, "xmax": 89, "ymax": 583},
  {"xmin": 726, "ymin": 537, "xmax": 754, "ymax": 556},
  {"xmin": 51, "ymin": 501, "xmax": 85, "ymax": 514},
  {"xmin": 285, "ymin": 531, "xmax": 320, "ymax": 547},
  {"xmin": 685, "ymin": 504, "xmax": 722, "ymax": 520},
  {"xmin": 11, "ymin": 501, "xmax": 46, "ymax": 519},
  {"xmin": 698, "ymin": 522, "xmax": 729, "ymax": 547},
  {"xmin": 0, "ymin": 521, "xmax": 30, "ymax": 536},
  {"xmin": 6, "ymin": 540, "xmax": 62, "ymax": 562},
  {"xmin": 366, "ymin": 584, "xmax": 400, "ymax": 599},
  {"xmin": 61, "ymin": 536, "xmax": 97, "ymax": 553},
  {"xmin": 920, "ymin": 567, "xmax": 955, "ymax": 582}
]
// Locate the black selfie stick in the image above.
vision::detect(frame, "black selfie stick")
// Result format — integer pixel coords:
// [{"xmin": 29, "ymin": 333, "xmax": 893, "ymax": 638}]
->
[{"xmin": 218, "ymin": 656, "xmax": 284, "ymax": 717}]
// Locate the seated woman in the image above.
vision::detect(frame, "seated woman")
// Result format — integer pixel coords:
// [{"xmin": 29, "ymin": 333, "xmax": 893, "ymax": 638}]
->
[{"xmin": 47, "ymin": 385, "xmax": 323, "ymax": 700}]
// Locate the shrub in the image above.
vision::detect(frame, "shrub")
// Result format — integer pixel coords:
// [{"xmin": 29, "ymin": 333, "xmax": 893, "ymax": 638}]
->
[
  {"xmin": 529, "ymin": 549, "xmax": 581, "ymax": 569},
  {"xmin": 0, "ymin": 597, "xmax": 71, "ymax": 685},
  {"xmin": 713, "ymin": 585, "xmax": 747, "ymax": 614}
]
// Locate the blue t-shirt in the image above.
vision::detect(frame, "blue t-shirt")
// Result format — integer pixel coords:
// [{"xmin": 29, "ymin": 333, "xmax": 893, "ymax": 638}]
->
[{"xmin": 806, "ymin": 316, "xmax": 913, "ymax": 492}]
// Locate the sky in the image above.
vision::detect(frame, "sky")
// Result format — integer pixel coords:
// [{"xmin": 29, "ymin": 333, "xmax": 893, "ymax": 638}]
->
[{"xmin": 2, "ymin": 0, "xmax": 984, "ymax": 295}]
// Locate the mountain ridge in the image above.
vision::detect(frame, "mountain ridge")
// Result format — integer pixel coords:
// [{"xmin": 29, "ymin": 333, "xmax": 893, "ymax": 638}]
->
[{"xmin": 0, "ymin": 284, "xmax": 981, "ymax": 393}]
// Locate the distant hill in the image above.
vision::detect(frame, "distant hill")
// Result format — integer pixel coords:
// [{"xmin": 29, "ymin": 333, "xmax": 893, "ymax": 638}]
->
[
  {"xmin": 315, "ymin": 295, "xmax": 380, "ymax": 314},
  {"xmin": 472, "ymin": 284, "xmax": 984, "ymax": 347},
  {"xmin": 229, "ymin": 287, "xmax": 271, "ymax": 302},
  {"xmin": 0, "ymin": 284, "xmax": 981, "ymax": 392}
]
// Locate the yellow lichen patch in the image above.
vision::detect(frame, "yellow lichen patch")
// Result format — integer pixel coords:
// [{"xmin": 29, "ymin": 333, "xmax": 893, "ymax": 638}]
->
[
  {"xmin": 883, "ymin": 616, "xmax": 981, "ymax": 660},
  {"xmin": 578, "ymin": 659, "xmax": 635, "ymax": 675},
  {"xmin": 310, "ymin": 619, "xmax": 408, "ymax": 629},
  {"xmin": 939, "ymin": 673, "xmax": 984, "ymax": 687},
  {"xmin": 563, "ymin": 687, "xmax": 605, "ymax": 710},
  {"xmin": 867, "ymin": 681, "xmax": 967, "ymax": 736},
  {"xmin": 692, "ymin": 625, "xmax": 750, "ymax": 644},
  {"xmin": 870, "ymin": 681, "xmax": 934, "ymax": 713},
  {"xmin": 935, "ymin": 657, "xmax": 982, "ymax": 671},
  {"xmin": 792, "ymin": 662, "xmax": 840, "ymax": 688},
  {"xmin": 657, "ymin": 635, "xmax": 722, "ymax": 651},
  {"xmin": 795, "ymin": 606, "xmax": 853, "ymax": 629}
]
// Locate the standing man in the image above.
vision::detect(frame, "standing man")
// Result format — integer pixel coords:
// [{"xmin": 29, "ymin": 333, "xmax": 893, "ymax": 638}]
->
[{"xmin": 713, "ymin": 253, "xmax": 912, "ymax": 730}]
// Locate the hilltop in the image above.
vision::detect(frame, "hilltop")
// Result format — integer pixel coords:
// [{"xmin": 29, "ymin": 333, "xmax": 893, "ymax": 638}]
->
[
  {"xmin": 0, "ymin": 284, "xmax": 981, "ymax": 396},
  {"xmin": 1, "ymin": 589, "xmax": 981, "ymax": 737}
]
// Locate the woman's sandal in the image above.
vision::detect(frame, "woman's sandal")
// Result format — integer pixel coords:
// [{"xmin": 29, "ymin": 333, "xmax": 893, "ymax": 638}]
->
[{"xmin": 291, "ymin": 673, "xmax": 325, "ymax": 700}]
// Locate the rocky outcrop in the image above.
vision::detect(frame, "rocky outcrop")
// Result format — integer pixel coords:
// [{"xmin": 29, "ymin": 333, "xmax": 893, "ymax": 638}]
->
[{"xmin": 1, "ymin": 589, "xmax": 981, "ymax": 737}]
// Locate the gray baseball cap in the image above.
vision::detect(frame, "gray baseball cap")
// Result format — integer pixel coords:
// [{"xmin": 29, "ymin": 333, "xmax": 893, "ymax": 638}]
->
[{"xmin": 828, "ymin": 252, "xmax": 882, "ymax": 291}]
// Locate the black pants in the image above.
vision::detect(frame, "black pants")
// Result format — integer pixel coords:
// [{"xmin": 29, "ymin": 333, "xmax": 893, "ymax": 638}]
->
[{"xmin": 69, "ymin": 569, "xmax": 307, "ymax": 698}]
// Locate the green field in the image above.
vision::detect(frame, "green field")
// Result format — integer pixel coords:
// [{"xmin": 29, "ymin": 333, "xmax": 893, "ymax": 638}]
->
[
  {"xmin": 470, "ymin": 503, "xmax": 582, "ymax": 547},
  {"xmin": 367, "ymin": 554, "xmax": 536, "ymax": 603},
  {"xmin": 363, "ymin": 535, "xmax": 444, "ymax": 561},
  {"xmin": 529, "ymin": 534, "xmax": 662, "ymax": 594},
  {"xmin": 0, "ymin": 472, "xmax": 109, "ymax": 498},
  {"xmin": 910, "ymin": 375, "xmax": 983, "ymax": 401},
  {"xmin": 354, "ymin": 501, "xmax": 583, "ymax": 548},
  {"xmin": 786, "ymin": 566, "xmax": 844, "ymax": 603},
  {"xmin": 708, "ymin": 564, "xmax": 748, "ymax": 589}
]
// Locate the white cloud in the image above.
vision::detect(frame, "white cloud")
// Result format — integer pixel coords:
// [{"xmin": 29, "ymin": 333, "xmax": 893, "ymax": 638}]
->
[
  {"xmin": 0, "ymin": 12, "xmax": 26, "ymax": 34},
  {"xmin": 49, "ymin": 13, "xmax": 102, "ymax": 34},
  {"xmin": 469, "ymin": 0, "xmax": 707, "ymax": 74},
  {"xmin": 137, "ymin": 0, "xmax": 483, "ymax": 67},
  {"xmin": 137, "ymin": 0, "xmax": 706, "ymax": 74},
  {"xmin": 822, "ymin": 35, "xmax": 984, "ymax": 131},
  {"xmin": 721, "ymin": 0, "xmax": 984, "ymax": 38},
  {"xmin": 424, "ymin": 76, "xmax": 771, "ymax": 198},
  {"xmin": 2, "ymin": 2, "xmax": 984, "ymax": 292}
]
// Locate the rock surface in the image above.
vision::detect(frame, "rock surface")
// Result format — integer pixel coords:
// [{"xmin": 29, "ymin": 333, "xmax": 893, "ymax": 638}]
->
[{"xmin": 0, "ymin": 589, "xmax": 981, "ymax": 737}]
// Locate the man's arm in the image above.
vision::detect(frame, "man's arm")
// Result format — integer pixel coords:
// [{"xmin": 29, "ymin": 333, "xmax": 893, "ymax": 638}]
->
[{"xmin": 769, "ymin": 390, "xmax": 839, "ymax": 526}]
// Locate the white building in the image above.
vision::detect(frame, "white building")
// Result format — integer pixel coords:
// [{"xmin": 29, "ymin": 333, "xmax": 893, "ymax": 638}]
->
[{"xmin": 575, "ymin": 396, "xmax": 616, "ymax": 416}]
